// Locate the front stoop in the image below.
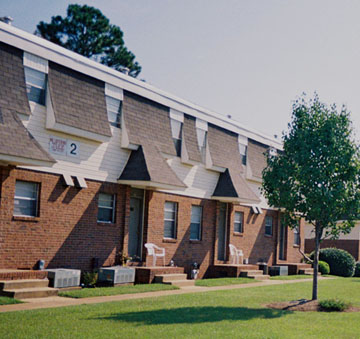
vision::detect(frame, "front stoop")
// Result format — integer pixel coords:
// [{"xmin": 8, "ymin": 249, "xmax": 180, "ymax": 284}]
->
[
  {"xmin": 0, "ymin": 279, "xmax": 58, "ymax": 299},
  {"xmin": 239, "ymin": 270, "xmax": 270, "ymax": 280},
  {"xmin": 154, "ymin": 274, "xmax": 195, "ymax": 287}
]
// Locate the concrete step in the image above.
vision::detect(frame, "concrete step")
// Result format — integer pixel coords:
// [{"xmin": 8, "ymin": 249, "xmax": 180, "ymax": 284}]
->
[
  {"xmin": 247, "ymin": 274, "xmax": 270, "ymax": 280},
  {"xmin": 154, "ymin": 274, "xmax": 188, "ymax": 283},
  {"xmin": 239, "ymin": 270, "xmax": 263, "ymax": 277},
  {"xmin": 0, "ymin": 279, "xmax": 49, "ymax": 290},
  {"xmin": 1, "ymin": 287, "xmax": 58, "ymax": 299},
  {"xmin": 165, "ymin": 279, "xmax": 195, "ymax": 287}
]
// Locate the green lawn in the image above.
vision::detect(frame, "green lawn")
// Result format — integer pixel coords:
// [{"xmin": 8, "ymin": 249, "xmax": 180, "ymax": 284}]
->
[
  {"xmin": 0, "ymin": 297, "xmax": 22, "ymax": 305},
  {"xmin": 195, "ymin": 277, "xmax": 257, "ymax": 287},
  {"xmin": 1, "ymin": 278, "xmax": 360, "ymax": 338},
  {"xmin": 59, "ymin": 283, "xmax": 179, "ymax": 298},
  {"xmin": 270, "ymin": 274, "xmax": 314, "ymax": 280}
]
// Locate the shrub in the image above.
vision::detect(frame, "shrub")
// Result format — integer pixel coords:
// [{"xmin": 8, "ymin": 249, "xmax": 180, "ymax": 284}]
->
[
  {"xmin": 354, "ymin": 262, "xmax": 360, "ymax": 277},
  {"xmin": 81, "ymin": 271, "xmax": 98, "ymax": 287},
  {"xmin": 319, "ymin": 299, "xmax": 350, "ymax": 312},
  {"xmin": 318, "ymin": 261, "xmax": 330, "ymax": 275},
  {"xmin": 310, "ymin": 248, "xmax": 355, "ymax": 277}
]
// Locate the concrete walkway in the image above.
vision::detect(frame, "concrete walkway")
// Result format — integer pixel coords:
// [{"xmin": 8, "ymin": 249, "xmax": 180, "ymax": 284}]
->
[{"xmin": 0, "ymin": 277, "xmax": 328, "ymax": 313}]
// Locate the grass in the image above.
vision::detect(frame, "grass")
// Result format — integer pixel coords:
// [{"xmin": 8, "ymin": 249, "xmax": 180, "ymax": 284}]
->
[
  {"xmin": 1, "ymin": 278, "xmax": 360, "ymax": 338},
  {"xmin": 270, "ymin": 274, "xmax": 314, "ymax": 280},
  {"xmin": 195, "ymin": 277, "xmax": 257, "ymax": 287},
  {"xmin": 59, "ymin": 283, "xmax": 179, "ymax": 298},
  {"xmin": 0, "ymin": 297, "xmax": 22, "ymax": 305}
]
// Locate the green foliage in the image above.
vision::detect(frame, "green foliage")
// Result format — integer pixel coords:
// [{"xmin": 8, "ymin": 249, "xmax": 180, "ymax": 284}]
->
[
  {"xmin": 81, "ymin": 271, "xmax": 98, "ymax": 286},
  {"xmin": 36, "ymin": 4, "xmax": 141, "ymax": 77},
  {"xmin": 310, "ymin": 248, "xmax": 355, "ymax": 277},
  {"xmin": 262, "ymin": 94, "xmax": 360, "ymax": 235},
  {"xmin": 354, "ymin": 262, "xmax": 360, "ymax": 277},
  {"xmin": 0, "ymin": 297, "xmax": 22, "ymax": 305},
  {"xmin": 318, "ymin": 261, "xmax": 330, "ymax": 275},
  {"xmin": 195, "ymin": 277, "xmax": 257, "ymax": 287},
  {"xmin": 319, "ymin": 298, "xmax": 350, "ymax": 312}
]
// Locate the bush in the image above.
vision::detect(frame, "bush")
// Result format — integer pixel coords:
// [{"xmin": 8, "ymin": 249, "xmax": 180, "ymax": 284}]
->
[
  {"xmin": 354, "ymin": 262, "xmax": 360, "ymax": 277},
  {"xmin": 81, "ymin": 271, "xmax": 98, "ymax": 287},
  {"xmin": 310, "ymin": 248, "xmax": 355, "ymax": 277},
  {"xmin": 319, "ymin": 299, "xmax": 350, "ymax": 312},
  {"xmin": 318, "ymin": 261, "xmax": 330, "ymax": 275}
]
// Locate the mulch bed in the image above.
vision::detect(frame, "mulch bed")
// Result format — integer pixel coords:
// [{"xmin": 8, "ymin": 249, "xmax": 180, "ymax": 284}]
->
[{"xmin": 267, "ymin": 299, "xmax": 360, "ymax": 312}]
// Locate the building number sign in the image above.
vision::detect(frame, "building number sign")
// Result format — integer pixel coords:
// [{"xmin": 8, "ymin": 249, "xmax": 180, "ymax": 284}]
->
[{"xmin": 49, "ymin": 136, "xmax": 80, "ymax": 158}]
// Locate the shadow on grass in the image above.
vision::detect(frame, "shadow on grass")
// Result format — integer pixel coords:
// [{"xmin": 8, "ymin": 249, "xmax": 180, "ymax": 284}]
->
[{"xmin": 92, "ymin": 306, "xmax": 289, "ymax": 325}]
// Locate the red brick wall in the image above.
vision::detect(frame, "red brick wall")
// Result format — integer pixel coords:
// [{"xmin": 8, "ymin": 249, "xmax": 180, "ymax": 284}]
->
[
  {"xmin": 0, "ymin": 166, "xmax": 128, "ymax": 270},
  {"xmin": 305, "ymin": 239, "xmax": 359, "ymax": 261}
]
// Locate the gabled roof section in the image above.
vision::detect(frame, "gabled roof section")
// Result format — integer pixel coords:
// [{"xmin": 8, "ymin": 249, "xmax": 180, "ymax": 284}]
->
[
  {"xmin": 0, "ymin": 107, "xmax": 55, "ymax": 165},
  {"xmin": 208, "ymin": 125, "xmax": 260, "ymax": 203},
  {"xmin": 0, "ymin": 42, "xmax": 31, "ymax": 116},
  {"xmin": 182, "ymin": 115, "xmax": 202, "ymax": 162},
  {"xmin": 48, "ymin": 61, "xmax": 111, "ymax": 138},
  {"xmin": 247, "ymin": 139, "xmax": 268, "ymax": 180},
  {"xmin": 119, "ymin": 144, "xmax": 186, "ymax": 190}
]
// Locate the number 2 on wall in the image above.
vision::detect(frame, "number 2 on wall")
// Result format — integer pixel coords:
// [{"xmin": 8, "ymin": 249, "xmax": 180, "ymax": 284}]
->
[
  {"xmin": 67, "ymin": 140, "xmax": 80, "ymax": 158},
  {"xmin": 70, "ymin": 143, "xmax": 77, "ymax": 155}
]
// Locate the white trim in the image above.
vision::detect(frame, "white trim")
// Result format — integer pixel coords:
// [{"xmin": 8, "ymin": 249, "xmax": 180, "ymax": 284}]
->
[
  {"xmin": 62, "ymin": 173, "xmax": 74, "ymax": 186},
  {"xmin": 105, "ymin": 83, "xmax": 123, "ymax": 100},
  {"xmin": 0, "ymin": 153, "xmax": 54, "ymax": 167},
  {"xmin": 75, "ymin": 176, "xmax": 87, "ymax": 189},
  {"xmin": 238, "ymin": 135, "xmax": 248, "ymax": 146},
  {"xmin": 195, "ymin": 118, "xmax": 208, "ymax": 131},
  {"xmin": 23, "ymin": 51, "xmax": 48, "ymax": 73},
  {"xmin": 212, "ymin": 196, "xmax": 260, "ymax": 204},
  {"xmin": 117, "ymin": 180, "xmax": 186, "ymax": 191},
  {"xmin": 0, "ymin": 22, "xmax": 282, "ymax": 149},
  {"xmin": 169, "ymin": 108, "xmax": 184, "ymax": 123}
]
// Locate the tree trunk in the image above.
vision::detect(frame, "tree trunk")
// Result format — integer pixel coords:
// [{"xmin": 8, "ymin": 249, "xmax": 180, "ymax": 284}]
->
[{"xmin": 312, "ymin": 224, "xmax": 321, "ymax": 300}]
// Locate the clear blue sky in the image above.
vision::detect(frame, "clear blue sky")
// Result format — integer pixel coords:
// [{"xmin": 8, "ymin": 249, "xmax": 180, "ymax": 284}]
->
[{"xmin": 2, "ymin": 0, "xmax": 360, "ymax": 140}]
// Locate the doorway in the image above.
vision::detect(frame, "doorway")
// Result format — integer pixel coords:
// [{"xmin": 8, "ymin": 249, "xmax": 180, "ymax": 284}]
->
[
  {"xmin": 217, "ymin": 203, "xmax": 227, "ymax": 261},
  {"xmin": 128, "ymin": 188, "xmax": 144, "ymax": 259}
]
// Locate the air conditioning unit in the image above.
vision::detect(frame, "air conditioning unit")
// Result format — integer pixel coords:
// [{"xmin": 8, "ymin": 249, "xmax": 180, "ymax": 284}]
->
[
  {"xmin": 47, "ymin": 269, "xmax": 81, "ymax": 288},
  {"xmin": 98, "ymin": 266, "xmax": 135, "ymax": 285}
]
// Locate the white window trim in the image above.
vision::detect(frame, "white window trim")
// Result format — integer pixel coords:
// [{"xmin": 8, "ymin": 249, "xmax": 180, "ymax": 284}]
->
[
  {"xmin": 190, "ymin": 205, "xmax": 202, "ymax": 240},
  {"xmin": 234, "ymin": 211, "xmax": 244, "ymax": 233},
  {"xmin": 265, "ymin": 216, "xmax": 273, "ymax": 236},
  {"xmin": 14, "ymin": 181, "xmax": 39, "ymax": 217},
  {"xmin": 170, "ymin": 108, "xmax": 184, "ymax": 123},
  {"xmin": 196, "ymin": 118, "xmax": 208, "ymax": 131},
  {"xmin": 105, "ymin": 83, "xmax": 123, "ymax": 100},
  {"xmin": 164, "ymin": 201, "xmax": 178, "ymax": 239},
  {"xmin": 97, "ymin": 194, "xmax": 116, "ymax": 223},
  {"xmin": 23, "ymin": 52, "xmax": 48, "ymax": 73}
]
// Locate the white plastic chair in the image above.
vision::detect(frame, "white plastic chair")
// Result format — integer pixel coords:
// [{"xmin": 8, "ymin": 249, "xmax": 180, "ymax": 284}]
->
[
  {"xmin": 229, "ymin": 244, "xmax": 243, "ymax": 265},
  {"xmin": 144, "ymin": 243, "xmax": 165, "ymax": 267}
]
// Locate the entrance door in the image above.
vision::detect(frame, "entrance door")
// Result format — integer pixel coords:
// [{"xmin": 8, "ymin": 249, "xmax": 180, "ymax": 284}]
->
[
  {"xmin": 217, "ymin": 203, "xmax": 227, "ymax": 261},
  {"xmin": 279, "ymin": 222, "xmax": 286, "ymax": 260},
  {"xmin": 128, "ymin": 189, "xmax": 144, "ymax": 258}
]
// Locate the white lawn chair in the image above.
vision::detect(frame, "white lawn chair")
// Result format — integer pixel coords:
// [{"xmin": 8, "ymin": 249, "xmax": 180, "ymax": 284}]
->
[
  {"xmin": 229, "ymin": 244, "xmax": 243, "ymax": 265},
  {"xmin": 144, "ymin": 243, "xmax": 166, "ymax": 267}
]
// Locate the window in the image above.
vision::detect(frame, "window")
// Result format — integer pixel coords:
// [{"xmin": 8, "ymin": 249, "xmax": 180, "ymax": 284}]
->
[
  {"xmin": 170, "ymin": 119, "xmax": 183, "ymax": 156},
  {"xmin": 234, "ymin": 211, "xmax": 244, "ymax": 233},
  {"xmin": 190, "ymin": 205, "xmax": 202, "ymax": 240},
  {"xmin": 294, "ymin": 225, "xmax": 300, "ymax": 246},
  {"xmin": 97, "ymin": 193, "xmax": 116, "ymax": 223},
  {"xmin": 164, "ymin": 201, "xmax": 177, "ymax": 239},
  {"xmin": 239, "ymin": 143, "xmax": 247, "ymax": 165},
  {"xmin": 14, "ymin": 181, "xmax": 39, "ymax": 217},
  {"xmin": 265, "ymin": 216, "xmax": 273, "ymax": 236},
  {"xmin": 24, "ymin": 67, "xmax": 46, "ymax": 105},
  {"xmin": 106, "ymin": 96, "xmax": 122, "ymax": 128},
  {"xmin": 197, "ymin": 129, "xmax": 207, "ymax": 162}
]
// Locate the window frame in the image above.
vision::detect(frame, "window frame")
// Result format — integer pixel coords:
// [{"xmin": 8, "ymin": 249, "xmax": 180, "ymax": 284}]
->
[
  {"xmin": 170, "ymin": 119, "xmax": 183, "ymax": 157},
  {"xmin": 265, "ymin": 215, "xmax": 273, "ymax": 236},
  {"xmin": 105, "ymin": 95, "xmax": 122, "ymax": 128},
  {"xmin": 234, "ymin": 211, "xmax": 244, "ymax": 233},
  {"xmin": 239, "ymin": 143, "xmax": 247, "ymax": 165},
  {"xmin": 293, "ymin": 224, "xmax": 300, "ymax": 246},
  {"xmin": 163, "ymin": 201, "xmax": 178, "ymax": 239},
  {"xmin": 197, "ymin": 129, "xmax": 207, "ymax": 162},
  {"xmin": 190, "ymin": 205, "xmax": 202, "ymax": 241},
  {"xmin": 24, "ymin": 66, "xmax": 47, "ymax": 105},
  {"xmin": 13, "ymin": 180, "xmax": 39, "ymax": 217},
  {"xmin": 97, "ymin": 193, "xmax": 116, "ymax": 223}
]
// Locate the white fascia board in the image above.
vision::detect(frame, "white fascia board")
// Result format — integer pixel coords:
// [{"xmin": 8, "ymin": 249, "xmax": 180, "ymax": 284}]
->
[
  {"xmin": 0, "ymin": 23, "xmax": 282, "ymax": 149},
  {"xmin": 105, "ymin": 83, "xmax": 123, "ymax": 100},
  {"xmin": 195, "ymin": 118, "xmax": 208, "ymax": 131},
  {"xmin": 117, "ymin": 180, "xmax": 187, "ymax": 191},
  {"xmin": 169, "ymin": 108, "xmax": 184, "ymax": 123},
  {"xmin": 0, "ymin": 153, "xmax": 55, "ymax": 167}
]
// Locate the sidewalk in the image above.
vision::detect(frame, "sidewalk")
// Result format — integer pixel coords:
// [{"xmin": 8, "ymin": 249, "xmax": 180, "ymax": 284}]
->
[{"xmin": 0, "ymin": 277, "xmax": 325, "ymax": 313}]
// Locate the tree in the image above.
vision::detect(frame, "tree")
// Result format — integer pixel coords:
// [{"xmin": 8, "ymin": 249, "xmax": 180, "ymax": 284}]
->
[
  {"xmin": 262, "ymin": 94, "xmax": 360, "ymax": 300},
  {"xmin": 36, "ymin": 4, "xmax": 141, "ymax": 77}
]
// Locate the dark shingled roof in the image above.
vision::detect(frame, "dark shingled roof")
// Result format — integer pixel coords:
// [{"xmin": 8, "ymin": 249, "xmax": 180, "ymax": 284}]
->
[
  {"xmin": 208, "ymin": 124, "xmax": 259, "ymax": 202},
  {"xmin": 247, "ymin": 139, "xmax": 268, "ymax": 180},
  {"xmin": 0, "ymin": 42, "xmax": 31, "ymax": 116},
  {"xmin": 183, "ymin": 115, "xmax": 202, "ymax": 162},
  {"xmin": 0, "ymin": 43, "xmax": 54, "ymax": 163},
  {"xmin": 48, "ymin": 62, "xmax": 111, "ymax": 137},
  {"xmin": 120, "ymin": 91, "xmax": 185, "ymax": 188}
]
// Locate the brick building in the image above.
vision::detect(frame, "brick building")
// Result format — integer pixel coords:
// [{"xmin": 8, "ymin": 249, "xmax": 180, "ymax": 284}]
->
[{"xmin": 0, "ymin": 22, "xmax": 304, "ymax": 278}]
